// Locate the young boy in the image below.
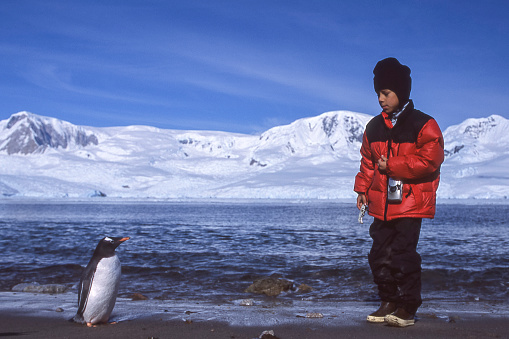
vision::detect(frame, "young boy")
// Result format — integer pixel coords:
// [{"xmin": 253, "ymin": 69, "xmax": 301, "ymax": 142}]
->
[{"xmin": 354, "ymin": 57, "xmax": 444, "ymax": 327}]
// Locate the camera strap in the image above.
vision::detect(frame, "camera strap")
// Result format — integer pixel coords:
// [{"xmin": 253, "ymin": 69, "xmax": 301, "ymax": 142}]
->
[{"xmin": 387, "ymin": 138, "xmax": 392, "ymax": 159}]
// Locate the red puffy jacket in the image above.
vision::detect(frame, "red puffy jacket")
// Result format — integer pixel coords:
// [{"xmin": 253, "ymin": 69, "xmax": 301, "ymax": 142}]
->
[{"xmin": 354, "ymin": 101, "xmax": 444, "ymax": 221}]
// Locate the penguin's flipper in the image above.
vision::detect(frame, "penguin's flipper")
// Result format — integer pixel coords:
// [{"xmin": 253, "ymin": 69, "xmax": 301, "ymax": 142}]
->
[{"xmin": 75, "ymin": 264, "xmax": 97, "ymax": 322}]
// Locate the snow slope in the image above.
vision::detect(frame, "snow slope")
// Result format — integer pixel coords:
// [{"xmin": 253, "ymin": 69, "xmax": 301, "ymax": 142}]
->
[
  {"xmin": 0, "ymin": 111, "xmax": 508, "ymax": 199},
  {"xmin": 439, "ymin": 115, "xmax": 509, "ymax": 199}
]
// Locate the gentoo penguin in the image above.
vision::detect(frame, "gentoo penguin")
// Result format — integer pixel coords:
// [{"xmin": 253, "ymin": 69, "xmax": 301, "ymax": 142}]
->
[{"xmin": 72, "ymin": 236, "xmax": 129, "ymax": 327}]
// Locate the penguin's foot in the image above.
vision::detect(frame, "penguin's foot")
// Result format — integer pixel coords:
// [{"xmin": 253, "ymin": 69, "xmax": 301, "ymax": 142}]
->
[{"xmin": 86, "ymin": 321, "xmax": 117, "ymax": 327}]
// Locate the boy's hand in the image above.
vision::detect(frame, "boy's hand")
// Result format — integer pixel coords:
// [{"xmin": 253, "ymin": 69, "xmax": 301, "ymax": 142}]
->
[
  {"xmin": 357, "ymin": 194, "xmax": 367, "ymax": 210},
  {"xmin": 378, "ymin": 155, "xmax": 388, "ymax": 171}
]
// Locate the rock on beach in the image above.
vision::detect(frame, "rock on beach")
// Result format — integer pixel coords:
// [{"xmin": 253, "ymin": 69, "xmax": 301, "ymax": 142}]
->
[{"xmin": 245, "ymin": 275, "xmax": 294, "ymax": 297}]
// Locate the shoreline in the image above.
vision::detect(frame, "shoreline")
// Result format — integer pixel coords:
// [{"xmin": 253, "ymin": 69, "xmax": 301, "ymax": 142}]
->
[
  {"xmin": 1, "ymin": 196, "xmax": 509, "ymax": 205},
  {"xmin": 1, "ymin": 292, "xmax": 508, "ymax": 338}
]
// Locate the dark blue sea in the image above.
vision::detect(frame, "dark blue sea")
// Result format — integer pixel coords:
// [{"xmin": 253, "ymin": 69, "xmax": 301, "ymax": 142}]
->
[{"xmin": 0, "ymin": 200, "xmax": 508, "ymax": 304}]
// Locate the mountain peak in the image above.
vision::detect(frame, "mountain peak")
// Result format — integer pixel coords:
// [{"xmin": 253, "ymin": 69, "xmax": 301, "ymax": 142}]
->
[
  {"xmin": 443, "ymin": 114, "xmax": 509, "ymax": 160},
  {"xmin": 254, "ymin": 110, "xmax": 371, "ymax": 162},
  {"xmin": 457, "ymin": 115, "xmax": 507, "ymax": 139},
  {"xmin": 0, "ymin": 111, "xmax": 99, "ymax": 155},
  {"xmin": 6, "ymin": 111, "xmax": 32, "ymax": 127}
]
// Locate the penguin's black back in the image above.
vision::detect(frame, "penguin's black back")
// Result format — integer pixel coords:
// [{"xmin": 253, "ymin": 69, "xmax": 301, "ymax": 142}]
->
[{"xmin": 74, "ymin": 255, "xmax": 101, "ymax": 320}]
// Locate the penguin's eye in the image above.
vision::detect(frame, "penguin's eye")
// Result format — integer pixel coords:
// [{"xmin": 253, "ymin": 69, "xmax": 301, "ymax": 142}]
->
[{"xmin": 104, "ymin": 237, "xmax": 113, "ymax": 242}]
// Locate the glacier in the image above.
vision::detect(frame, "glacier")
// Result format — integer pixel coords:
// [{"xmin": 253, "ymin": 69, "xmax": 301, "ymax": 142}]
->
[{"xmin": 0, "ymin": 111, "xmax": 508, "ymax": 200}]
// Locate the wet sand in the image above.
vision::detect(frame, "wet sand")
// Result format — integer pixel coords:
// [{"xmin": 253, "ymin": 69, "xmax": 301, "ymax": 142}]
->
[
  {"xmin": 2, "ymin": 312, "xmax": 509, "ymax": 339},
  {"xmin": 1, "ymin": 292, "xmax": 508, "ymax": 338}
]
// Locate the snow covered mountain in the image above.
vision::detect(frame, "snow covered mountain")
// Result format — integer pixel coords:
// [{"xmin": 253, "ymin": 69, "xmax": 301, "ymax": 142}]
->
[
  {"xmin": 0, "ymin": 112, "xmax": 98, "ymax": 155},
  {"xmin": 0, "ymin": 110, "xmax": 372, "ymax": 199},
  {"xmin": 0, "ymin": 111, "xmax": 508, "ymax": 200},
  {"xmin": 439, "ymin": 114, "xmax": 509, "ymax": 199}
]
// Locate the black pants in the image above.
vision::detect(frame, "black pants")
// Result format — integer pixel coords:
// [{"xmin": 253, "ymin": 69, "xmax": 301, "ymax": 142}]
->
[{"xmin": 368, "ymin": 217, "xmax": 422, "ymax": 315}]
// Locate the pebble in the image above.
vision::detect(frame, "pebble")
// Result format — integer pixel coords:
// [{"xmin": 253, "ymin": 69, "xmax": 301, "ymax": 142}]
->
[
  {"xmin": 258, "ymin": 330, "xmax": 280, "ymax": 339},
  {"xmin": 240, "ymin": 299, "xmax": 254, "ymax": 306},
  {"xmin": 130, "ymin": 292, "xmax": 148, "ymax": 301},
  {"xmin": 297, "ymin": 283, "xmax": 313, "ymax": 293},
  {"xmin": 448, "ymin": 316, "xmax": 461, "ymax": 323}
]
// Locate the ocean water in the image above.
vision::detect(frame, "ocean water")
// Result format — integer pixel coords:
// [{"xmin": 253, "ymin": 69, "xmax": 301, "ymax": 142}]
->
[{"xmin": 0, "ymin": 200, "xmax": 508, "ymax": 304}]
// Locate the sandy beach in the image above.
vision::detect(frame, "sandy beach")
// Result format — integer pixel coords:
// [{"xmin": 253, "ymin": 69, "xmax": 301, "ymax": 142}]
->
[
  {"xmin": 3, "ymin": 314, "xmax": 509, "ymax": 339},
  {"xmin": 1, "ymin": 292, "xmax": 508, "ymax": 338}
]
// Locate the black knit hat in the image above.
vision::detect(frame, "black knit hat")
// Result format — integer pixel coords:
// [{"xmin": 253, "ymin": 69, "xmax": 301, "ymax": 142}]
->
[{"xmin": 373, "ymin": 57, "xmax": 411, "ymax": 104}]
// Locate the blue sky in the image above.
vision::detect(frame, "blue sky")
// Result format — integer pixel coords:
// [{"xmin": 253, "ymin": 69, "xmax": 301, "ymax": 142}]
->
[{"xmin": 0, "ymin": 0, "xmax": 507, "ymax": 134}]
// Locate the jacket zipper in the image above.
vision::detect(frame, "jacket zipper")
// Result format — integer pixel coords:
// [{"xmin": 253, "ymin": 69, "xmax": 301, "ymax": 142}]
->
[{"xmin": 384, "ymin": 136, "xmax": 392, "ymax": 221}]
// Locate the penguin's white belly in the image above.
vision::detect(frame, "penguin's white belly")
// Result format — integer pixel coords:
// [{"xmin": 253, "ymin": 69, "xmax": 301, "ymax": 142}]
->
[{"xmin": 83, "ymin": 255, "xmax": 121, "ymax": 324}]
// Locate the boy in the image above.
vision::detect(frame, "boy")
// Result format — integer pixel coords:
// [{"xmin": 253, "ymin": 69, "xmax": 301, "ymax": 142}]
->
[{"xmin": 354, "ymin": 57, "xmax": 444, "ymax": 327}]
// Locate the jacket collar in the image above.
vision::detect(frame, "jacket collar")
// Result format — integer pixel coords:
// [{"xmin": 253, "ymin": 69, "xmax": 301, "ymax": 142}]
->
[{"xmin": 382, "ymin": 100, "xmax": 414, "ymax": 129}]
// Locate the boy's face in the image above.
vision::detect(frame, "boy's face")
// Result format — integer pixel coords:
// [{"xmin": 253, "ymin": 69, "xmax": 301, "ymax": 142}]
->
[{"xmin": 378, "ymin": 89, "xmax": 400, "ymax": 114}]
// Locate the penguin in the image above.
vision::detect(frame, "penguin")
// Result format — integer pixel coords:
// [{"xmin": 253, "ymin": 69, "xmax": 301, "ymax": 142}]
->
[{"xmin": 72, "ymin": 236, "xmax": 129, "ymax": 327}]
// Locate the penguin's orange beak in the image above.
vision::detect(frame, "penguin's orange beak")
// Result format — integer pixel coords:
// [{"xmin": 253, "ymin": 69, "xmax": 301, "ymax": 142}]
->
[{"xmin": 119, "ymin": 237, "xmax": 130, "ymax": 242}]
